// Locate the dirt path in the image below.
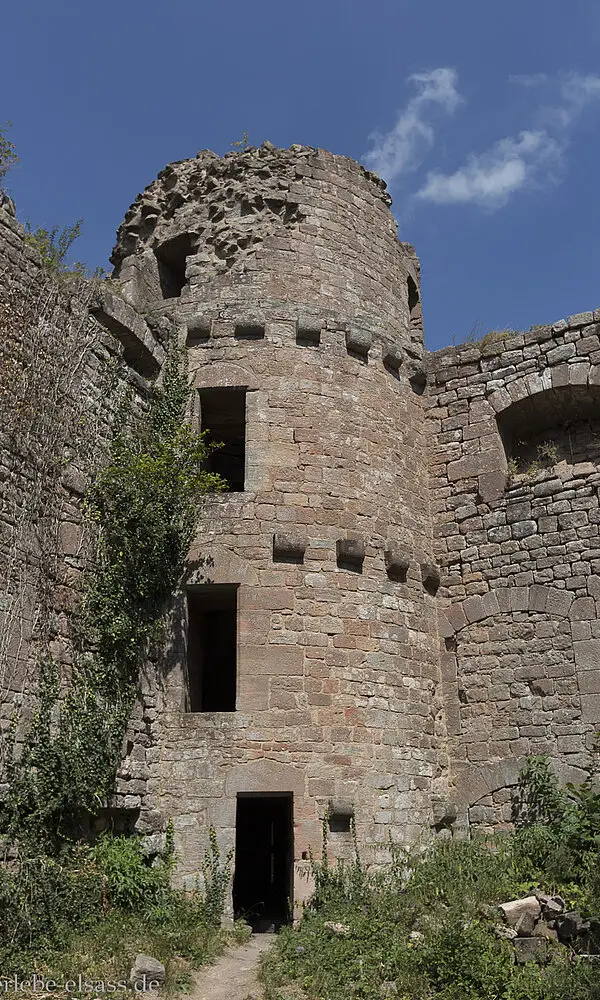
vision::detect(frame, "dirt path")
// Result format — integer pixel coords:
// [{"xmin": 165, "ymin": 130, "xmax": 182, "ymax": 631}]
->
[{"xmin": 190, "ymin": 933, "xmax": 276, "ymax": 1000}]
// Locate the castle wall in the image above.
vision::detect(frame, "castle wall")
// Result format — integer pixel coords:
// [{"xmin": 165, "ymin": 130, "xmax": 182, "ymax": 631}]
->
[
  {"xmin": 4, "ymin": 140, "xmax": 600, "ymax": 918},
  {"xmin": 429, "ymin": 313, "xmax": 600, "ymax": 831},
  {"xmin": 0, "ymin": 207, "xmax": 159, "ymax": 807}
]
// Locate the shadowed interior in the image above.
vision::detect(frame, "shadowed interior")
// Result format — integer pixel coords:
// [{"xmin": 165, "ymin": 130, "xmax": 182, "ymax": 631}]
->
[{"xmin": 233, "ymin": 793, "xmax": 293, "ymax": 931}]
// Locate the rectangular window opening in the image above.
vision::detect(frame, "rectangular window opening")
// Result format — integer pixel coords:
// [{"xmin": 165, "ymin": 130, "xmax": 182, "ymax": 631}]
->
[
  {"xmin": 328, "ymin": 814, "xmax": 352, "ymax": 834},
  {"xmin": 199, "ymin": 387, "xmax": 247, "ymax": 492},
  {"xmin": 186, "ymin": 585, "xmax": 238, "ymax": 712},
  {"xmin": 154, "ymin": 233, "xmax": 194, "ymax": 300}
]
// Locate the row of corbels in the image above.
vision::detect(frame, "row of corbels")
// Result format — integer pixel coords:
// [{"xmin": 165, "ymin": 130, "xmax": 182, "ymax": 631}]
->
[
  {"xmin": 186, "ymin": 316, "xmax": 427, "ymax": 393},
  {"xmin": 272, "ymin": 533, "xmax": 440, "ymax": 594}
]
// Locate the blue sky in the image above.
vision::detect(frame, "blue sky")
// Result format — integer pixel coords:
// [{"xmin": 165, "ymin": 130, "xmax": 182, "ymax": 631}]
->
[{"xmin": 2, "ymin": 0, "xmax": 600, "ymax": 350}]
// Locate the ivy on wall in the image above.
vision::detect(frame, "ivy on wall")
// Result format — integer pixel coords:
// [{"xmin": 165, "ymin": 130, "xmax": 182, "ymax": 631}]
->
[{"xmin": 2, "ymin": 343, "xmax": 224, "ymax": 851}]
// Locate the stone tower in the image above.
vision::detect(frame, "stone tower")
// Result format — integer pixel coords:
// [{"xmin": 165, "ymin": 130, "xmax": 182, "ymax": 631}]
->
[
  {"xmin": 2, "ymin": 139, "xmax": 599, "ymax": 930},
  {"xmin": 110, "ymin": 143, "xmax": 447, "ymax": 921}
]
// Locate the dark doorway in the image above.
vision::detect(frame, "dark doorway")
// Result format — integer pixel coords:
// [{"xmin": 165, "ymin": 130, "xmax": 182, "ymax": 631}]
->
[
  {"xmin": 233, "ymin": 793, "xmax": 293, "ymax": 931},
  {"xmin": 199, "ymin": 387, "xmax": 247, "ymax": 492},
  {"xmin": 186, "ymin": 585, "xmax": 237, "ymax": 712}
]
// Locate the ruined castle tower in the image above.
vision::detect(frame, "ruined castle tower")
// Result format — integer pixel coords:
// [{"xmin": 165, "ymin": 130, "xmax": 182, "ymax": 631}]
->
[
  {"xmin": 109, "ymin": 144, "xmax": 447, "ymax": 920},
  {"xmin": 3, "ymin": 140, "xmax": 598, "ymax": 930}
]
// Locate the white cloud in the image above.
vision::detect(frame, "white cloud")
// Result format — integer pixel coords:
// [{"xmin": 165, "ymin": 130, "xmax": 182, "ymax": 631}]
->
[
  {"xmin": 416, "ymin": 130, "xmax": 562, "ymax": 209},
  {"xmin": 364, "ymin": 68, "xmax": 462, "ymax": 182},
  {"xmin": 509, "ymin": 70, "xmax": 600, "ymax": 128},
  {"xmin": 548, "ymin": 72, "xmax": 600, "ymax": 128},
  {"xmin": 414, "ymin": 71, "xmax": 600, "ymax": 211}
]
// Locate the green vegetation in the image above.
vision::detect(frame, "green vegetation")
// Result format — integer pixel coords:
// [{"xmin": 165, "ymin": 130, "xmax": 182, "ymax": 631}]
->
[
  {"xmin": 23, "ymin": 219, "xmax": 89, "ymax": 277},
  {"xmin": 453, "ymin": 324, "xmax": 519, "ymax": 350},
  {"xmin": 231, "ymin": 131, "xmax": 251, "ymax": 149},
  {"xmin": 506, "ymin": 441, "xmax": 559, "ymax": 485},
  {"xmin": 0, "ymin": 123, "xmax": 101, "ymax": 276},
  {"xmin": 0, "ymin": 121, "xmax": 18, "ymax": 183},
  {"xmin": 261, "ymin": 754, "xmax": 600, "ymax": 1000},
  {"xmin": 455, "ymin": 321, "xmax": 550, "ymax": 351},
  {"xmin": 0, "ymin": 827, "xmax": 248, "ymax": 994},
  {"xmin": 0, "ymin": 342, "xmax": 231, "ymax": 984},
  {"xmin": 1, "ymin": 127, "xmax": 232, "ymax": 986},
  {"xmin": 23, "ymin": 219, "xmax": 108, "ymax": 279},
  {"xmin": 2, "ymin": 345, "xmax": 224, "ymax": 852}
]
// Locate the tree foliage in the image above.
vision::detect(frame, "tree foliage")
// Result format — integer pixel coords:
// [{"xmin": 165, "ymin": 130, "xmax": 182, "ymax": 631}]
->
[{"xmin": 23, "ymin": 219, "xmax": 88, "ymax": 277}]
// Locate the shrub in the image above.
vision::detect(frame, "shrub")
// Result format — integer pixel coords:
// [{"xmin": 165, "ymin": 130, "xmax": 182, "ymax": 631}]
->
[
  {"xmin": 91, "ymin": 834, "xmax": 172, "ymax": 910},
  {"xmin": 415, "ymin": 917, "xmax": 514, "ymax": 1000},
  {"xmin": 261, "ymin": 825, "xmax": 600, "ymax": 1000},
  {"xmin": 2, "ymin": 344, "xmax": 224, "ymax": 850},
  {"xmin": 0, "ymin": 121, "xmax": 18, "ymax": 183},
  {"xmin": 200, "ymin": 827, "xmax": 234, "ymax": 926},
  {"xmin": 0, "ymin": 848, "xmax": 103, "ymax": 972},
  {"xmin": 23, "ymin": 220, "xmax": 87, "ymax": 277},
  {"xmin": 511, "ymin": 748, "xmax": 600, "ymax": 910}
]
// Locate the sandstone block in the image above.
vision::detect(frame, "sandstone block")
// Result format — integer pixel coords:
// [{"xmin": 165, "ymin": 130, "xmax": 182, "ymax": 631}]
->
[
  {"xmin": 129, "ymin": 955, "xmax": 166, "ymax": 989},
  {"xmin": 499, "ymin": 896, "xmax": 541, "ymax": 928},
  {"xmin": 513, "ymin": 937, "xmax": 548, "ymax": 963},
  {"xmin": 574, "ymin": 639, "xmax": 600, "ymax": 670},
  {"xmin": 568, "ymin": 311, "xmax": 594, "ymax": 328}
]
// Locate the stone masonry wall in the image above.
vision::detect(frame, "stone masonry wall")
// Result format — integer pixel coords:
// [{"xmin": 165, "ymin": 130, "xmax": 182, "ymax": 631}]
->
[
  {"xmin": 111, "ymin": 144, "xmax": 426, "ymax": 382},
  {"xmin": 429, "ymin": 313, "xmax": 600, "ymax": 832},
  {"xmin": 109, "ymin": 145, "xmax": 446, "ymax": 908},
  {"xmin": 0, "ymin": 206, "xmax": 162, "ymax": 809},
  {"xmin": 3, "ymin": 140, "xmax": 600, "ymax": 917}
]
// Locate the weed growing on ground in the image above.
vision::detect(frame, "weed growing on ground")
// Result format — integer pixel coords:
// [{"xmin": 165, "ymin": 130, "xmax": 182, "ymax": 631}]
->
[
  {"xmin": 0, "ymin": 826, "xmax": 245, "ymax": 995},
  {"xmin": 261, "ymin": 755, "xmax": 600, "ymax": 1000}
]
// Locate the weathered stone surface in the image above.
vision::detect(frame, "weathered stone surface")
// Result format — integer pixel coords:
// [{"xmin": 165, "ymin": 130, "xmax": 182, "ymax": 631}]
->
[
  {"xmin": 556, "ymin": 911, "xmax": 588, "ymax": 941},
  {"xmin": 513, "ymin": 937, "xmax": 548, "ymax": 963},
  {"xmin": 534, "ymin": 920, "xmax": 559, "ymax": 941},
  {"xmin": 129, "ymin": 954, "xmax": 166, "ymax": 988},
  {"xmin": 494, "ymin": 924, "xmax": 518, "ymax": 940},
  {"xmin": 90, "ymin": 287, "xmax": 165, "ymax": 377},
  {"xmin": 499, "ymin": 897, "xmax": 541, "ymax": 929},
  {"xmin": 272, "ymin": 533, "xmax": 306, "ymax": 563},
  {"xmin": 0, "ymin": 189, "xmax": 16, "ymax": 217},
  {"xmin": 4, "ymin": 139, "xmax": 600, "ymax": 906},
  {"xmin": 324, "ymin": 921, "xmax": 351, "ymax": 937}
]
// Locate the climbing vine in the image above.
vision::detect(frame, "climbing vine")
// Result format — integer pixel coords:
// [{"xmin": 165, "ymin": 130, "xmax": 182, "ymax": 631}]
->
[{"xmin": 2, "ymin": 344, "xmax": 224, "ymax": 850}]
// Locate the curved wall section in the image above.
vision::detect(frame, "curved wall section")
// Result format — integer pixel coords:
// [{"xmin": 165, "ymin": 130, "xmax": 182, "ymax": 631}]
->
[
  {"xmin": 110, "ymin": 144, "xmax": 441, "ymax": 904},
  {"xmin": 111, "ymin": 143, "xmax": 425, "ymax": 370}
]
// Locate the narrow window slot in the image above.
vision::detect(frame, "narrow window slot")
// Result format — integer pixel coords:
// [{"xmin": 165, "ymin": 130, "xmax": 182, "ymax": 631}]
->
[
  {"xmin": 187, "ymin": 585, "xmax": 238, "ymax": 712},
  {"xmin": 154, "ymin": 233, "xmax": 194, "ymax": 299},
  {"xmin": 199, "ymin": 387, "xmax": 247, "ymax": 492},
  {"xmin": 407, "ymin": 275, "xmax": 422, "ymax": 329}
]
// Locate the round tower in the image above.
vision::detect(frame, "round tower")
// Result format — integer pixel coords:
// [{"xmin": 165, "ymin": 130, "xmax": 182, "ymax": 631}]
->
[{"xmin": 111, "ymin": 144, "xmax": 444, "ymax": 924}]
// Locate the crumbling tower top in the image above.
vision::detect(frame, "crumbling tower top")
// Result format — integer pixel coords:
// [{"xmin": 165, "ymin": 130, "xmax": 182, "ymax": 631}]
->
[{"xmin": 110, "ymin": 143, "xmax": 424, "ymax": 362}]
